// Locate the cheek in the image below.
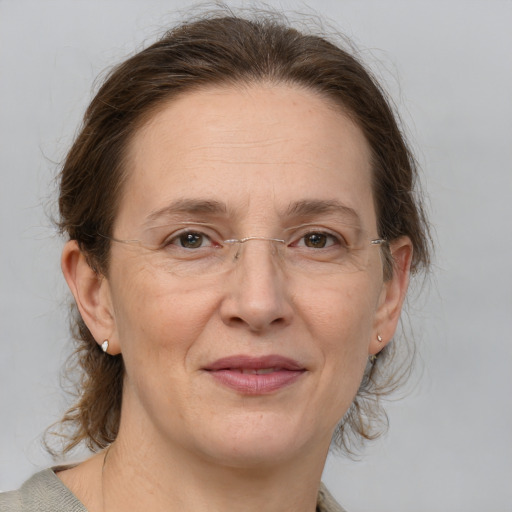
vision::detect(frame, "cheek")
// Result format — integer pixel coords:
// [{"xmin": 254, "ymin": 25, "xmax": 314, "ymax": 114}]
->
[
  {"xmin": 110, "ymin": 270, "xmax": 222, "ymax": 430},
  {"xmin": 296, "ymin": 275, "xmax": 379, "ymax": 346},
  {"xmin": 295, "ymin": 278, "xmax": 379, "ymax": 406},
  {"xmin": 110, "ymin": 264, "xmax": 219, "ymax": 370}
]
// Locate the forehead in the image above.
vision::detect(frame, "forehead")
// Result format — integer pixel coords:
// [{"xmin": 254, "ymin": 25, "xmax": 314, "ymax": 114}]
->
[{"xmin": 117, "ymin": 83, "xmax": 375, "ymax": 231}]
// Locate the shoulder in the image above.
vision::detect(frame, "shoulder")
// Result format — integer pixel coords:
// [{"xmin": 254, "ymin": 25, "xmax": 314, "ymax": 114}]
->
[
  {"xmin": 1, "ymin": 472, "xmax": 345, "ymax": 512},
  {"xmin": 0, "ymin": 469, "xmax": 87, "ymax": 512},
  {"xmin": 317, "ymin": 482, "xmax": 348, "ymax": 512}
]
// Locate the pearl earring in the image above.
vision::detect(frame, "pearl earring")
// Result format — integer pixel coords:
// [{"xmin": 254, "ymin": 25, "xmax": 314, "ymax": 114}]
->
[{"xmin": 101, "ymin": 340, "xmax": 109, "ymax": 353}]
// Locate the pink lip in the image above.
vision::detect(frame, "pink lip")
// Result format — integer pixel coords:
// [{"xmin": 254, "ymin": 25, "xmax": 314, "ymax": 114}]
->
[{"xmin": 204, "ymin": 355, "xmax": 306, "ymax": 395}]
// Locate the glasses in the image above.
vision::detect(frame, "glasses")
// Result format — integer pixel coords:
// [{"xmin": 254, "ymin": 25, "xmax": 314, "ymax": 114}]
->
[{"xmin": 102, "ymin": 225, "xmax": 387, "ymax": 278}]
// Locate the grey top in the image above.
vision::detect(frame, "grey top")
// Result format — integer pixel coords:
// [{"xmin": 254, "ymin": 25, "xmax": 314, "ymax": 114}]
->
[
  {"xmin": 0, "ymin": 470, "xmax": 86, "ymax": 512},
  {"xmin": 0, "ymin": 469, "xmax": 346, "ymax": 512}
]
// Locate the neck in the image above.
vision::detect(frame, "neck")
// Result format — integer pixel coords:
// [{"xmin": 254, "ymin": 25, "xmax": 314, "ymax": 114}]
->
[{"xmin": 101, "ymin": 423, "xmax": 329, "ymax": 512}]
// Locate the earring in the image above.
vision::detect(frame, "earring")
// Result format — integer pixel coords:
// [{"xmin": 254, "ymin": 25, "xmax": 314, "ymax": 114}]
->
[
  {"xmin": 370, "ymin": 335, "xmax": 384, "ymax": 363},
  {"xmin": 101, "ymin": 340, "xmax": 109, "ymax": 353}
]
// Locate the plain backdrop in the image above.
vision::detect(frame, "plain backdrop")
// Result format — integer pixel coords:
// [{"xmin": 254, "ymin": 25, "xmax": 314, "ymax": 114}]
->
[{"xmin": 1, "ymin": 1, "xmax": 511, "ymax": 511}]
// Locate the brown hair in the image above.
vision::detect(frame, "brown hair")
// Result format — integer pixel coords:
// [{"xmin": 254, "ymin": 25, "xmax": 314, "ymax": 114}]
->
[{"xmin": 55, "ymin": 9, "xmax": 431, "ymax": 455}]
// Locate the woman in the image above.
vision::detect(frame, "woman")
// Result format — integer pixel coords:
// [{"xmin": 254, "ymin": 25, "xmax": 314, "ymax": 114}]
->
[{"xmin": 1, "ymin": 10, "xmax": 430, "ymax": 512}]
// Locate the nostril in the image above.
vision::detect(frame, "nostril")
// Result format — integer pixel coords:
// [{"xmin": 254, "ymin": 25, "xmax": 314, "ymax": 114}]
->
[
  {"xmin": 232, "ymin": 311, "xmax": 289, "ymax": 332},
  {"xmin": 228, "ymin": 316, "xmax": 246, "ymax": 327}
]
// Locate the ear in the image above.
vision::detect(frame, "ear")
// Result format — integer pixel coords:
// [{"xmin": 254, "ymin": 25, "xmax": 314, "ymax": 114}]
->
[
  {"xmin": 370, "ymin": 236, "xmax": 413, "ymax": 356},
  {"xmin": 61, "ymin": 240, "xmax": 120, "ymax": 355}
]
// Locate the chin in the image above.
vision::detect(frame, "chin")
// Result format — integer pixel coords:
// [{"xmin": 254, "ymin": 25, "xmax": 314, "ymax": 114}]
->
[
  {"xmin": 189, "ymin": 413, "xmax": 329, "ymax": 469},
  {"xmin": 202, "ymin": 438, "xmax": 306, "ymax": 469}
]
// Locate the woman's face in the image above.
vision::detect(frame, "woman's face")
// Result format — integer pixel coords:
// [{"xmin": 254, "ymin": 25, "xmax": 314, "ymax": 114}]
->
[{"xmin": 102, "ymin": 84, "xmax": 402, "ymax": 466}]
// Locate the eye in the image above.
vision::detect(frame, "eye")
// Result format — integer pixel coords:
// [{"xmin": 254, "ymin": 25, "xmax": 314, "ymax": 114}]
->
[
  {"xmin": 166, "ymin": 231, "xmax": 213, "ymax": 249},
  {"xmin": 296, "ymin": 232, "xmax": 341, "ymax": 249}
]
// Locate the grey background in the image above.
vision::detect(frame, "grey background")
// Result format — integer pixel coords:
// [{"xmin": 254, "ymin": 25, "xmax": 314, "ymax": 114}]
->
[{"xmin": 1, "ymin": 0, "xmax": 511, "ymax": 510}]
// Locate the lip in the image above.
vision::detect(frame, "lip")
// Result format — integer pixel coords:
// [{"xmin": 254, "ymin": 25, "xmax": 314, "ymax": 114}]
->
[{"xmin": 203, "ymin": 355, "xmax": 306, "ymax": 395}]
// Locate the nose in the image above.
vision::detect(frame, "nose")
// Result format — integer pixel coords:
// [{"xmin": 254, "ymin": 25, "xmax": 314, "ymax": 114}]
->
[{"xmin": 219, "ymin": 238, "xmax": 294, "ymax": 333}]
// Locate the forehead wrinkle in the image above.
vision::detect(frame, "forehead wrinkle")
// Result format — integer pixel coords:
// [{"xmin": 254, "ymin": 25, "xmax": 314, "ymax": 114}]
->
[
  {"xmin": 182, "ymin": 159, "xmax": 303, "ymax": 167},
  {"xmin": 188, "ymin": 136, "xmax": 292, "ymax": 150},
  {"xmin": 183, "ymin": 140, "xmax": 304, "ymax": 166}
]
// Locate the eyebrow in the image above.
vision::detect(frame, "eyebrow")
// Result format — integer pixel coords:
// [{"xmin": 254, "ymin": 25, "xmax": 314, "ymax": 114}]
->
[
  {"xmin": 284, "ymin": 199, "xmax": 362, "ymax": 226},
  {"xmin": 144, "ymin": 199, "xmax": 228, "ymax": 226},
  {"xmin": 144, "ymin": 198, "xmax": 361, "ymax": 227}
]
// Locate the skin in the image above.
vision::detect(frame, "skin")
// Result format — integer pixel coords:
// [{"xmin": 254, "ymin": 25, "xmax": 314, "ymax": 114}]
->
[{"xmin": 60, "ymin": 83, "xmax": 412, "ymax": 512}]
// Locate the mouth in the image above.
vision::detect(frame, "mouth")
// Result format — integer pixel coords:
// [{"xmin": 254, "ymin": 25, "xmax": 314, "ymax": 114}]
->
[
  {"xmin": 203, "ymin": 355, "xmax": 306, "ymax": 395},
  {"xmin": 231, "ymin": 367, "xmax": 284, "ymax": 375}
]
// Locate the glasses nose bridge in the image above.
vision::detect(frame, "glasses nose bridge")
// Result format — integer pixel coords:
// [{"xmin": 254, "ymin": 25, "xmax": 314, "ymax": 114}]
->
[{"xmin": 224, "ymin": 236, "xmax": 286, "ymax": 264}]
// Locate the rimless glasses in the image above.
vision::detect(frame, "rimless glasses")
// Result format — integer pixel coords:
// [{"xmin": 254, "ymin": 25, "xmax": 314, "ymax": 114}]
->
[{"xmin": 100, "ymin": 223, "xmax": 387, "ymax": 278}]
